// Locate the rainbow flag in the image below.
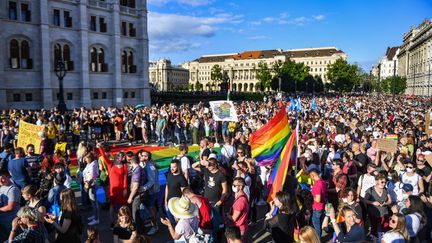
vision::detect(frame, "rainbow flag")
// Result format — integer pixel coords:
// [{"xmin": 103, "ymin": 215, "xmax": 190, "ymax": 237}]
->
[
  {"xmin": 386, "ymin": 134, "xmax": 398, "ymax": 141},
  {"xmin": 249, "ymin": 106, "xmax": 297, "ymax": 201}
]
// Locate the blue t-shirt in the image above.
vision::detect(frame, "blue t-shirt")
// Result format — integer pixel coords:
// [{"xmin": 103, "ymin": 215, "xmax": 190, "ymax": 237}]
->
[
  {"xmin": 0, "ymin": 184, "xmax": 20, "ymax": 224},
  {"xmin": 7, "ymin": 157, "xmax": 30, "ymax": 189}
]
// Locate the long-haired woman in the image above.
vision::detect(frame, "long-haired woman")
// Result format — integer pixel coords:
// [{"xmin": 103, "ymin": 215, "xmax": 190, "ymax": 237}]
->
[
  {"xmin": 299, "ymin": 226, "xmax": 320, "ymax": 243},
  {"xmin": 264, "ymin": 191, "xmax": 297, "ymax": 243},
  {"xmin": 44, "ymin": 188, "xmax": 82, "ymax": 243},
  {"xmin": 113, "ymin": 206, "xmax": 137, "ymax": 243},
  {"xmin": 382, "ymin": 213, "xmax": 409, "ymax": 243}
]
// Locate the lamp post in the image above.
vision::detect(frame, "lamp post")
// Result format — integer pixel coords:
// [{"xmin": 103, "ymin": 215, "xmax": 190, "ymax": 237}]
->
[
  {"xmin": 413, "ymin": 64, "xmax": 416, "ymax": 95},
  {"xmin": 428, "ymin": 59, "xmax": 431, "ymax": 98},
  {"xmin": 54, "ymin": 58, "xmax": 67, "ymax": 114}
]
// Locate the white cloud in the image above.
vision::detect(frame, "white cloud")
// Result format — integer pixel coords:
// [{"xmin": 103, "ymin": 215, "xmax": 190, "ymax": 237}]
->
[
  {"xmin": 150, "ymin": 40, "xmax": 202, "ymax": 53},
  {"xmin": 250, "ymin": 21, "xmax": 262, "ymax": 26},
  {"xmin": 148, "ymin": 0, "xmax": 214, "ymax": 7},
  {"xmin": 263, "ymin": 17, "xmax": 276, "ymax": 23},
  {"xmin": 148, "ymin": 12, "xmax": 243, "ymax": 53},
  {"xmin": 247, "ymin": 35, "xmax": 270, "ymax": 40},
  {"xmin": 228, "ymin": 2, "xmax": 240, "ymax": 9},
  {"xmin": 291, "ymin": 17, "xmax": 307, "ymax": 26},
  {"xmin": 314, "ymin": 14, "xmax": 325, "ymax": 21}
]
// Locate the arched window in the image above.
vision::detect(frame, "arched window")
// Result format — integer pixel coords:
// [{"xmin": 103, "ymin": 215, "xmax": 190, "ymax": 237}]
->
[
  {"xmin": 63, "ymin": 44, "xmax": 70, "ymax": 61},
  {"xmin": 233, "ymin": 83, "xmax": 237, "ymax": 91},
  {"xmin": 54, "ymin": 44, "xmax": 62, "ymax": 64},
  {"xmin": 21, "ymin": 40, "xmax": 29, "ymax": 59},
  {"xmin": 90, "ymin": 47, "xmax": 97, "ymax": 72},
  {"xmin": 128, "ymin": 51, "xmax": 135, "ymax": 73},
  {"xmin": 244, "ymin": 83, "xmax": 248, "ymax": 92},
  {"xmin": 122, "ymin": 51, "xmax": 127, "ymax": 73},
  {"xmin": 250, "ymin": 83, "xmax": 254, "ymax": 92},
  {"xmin": 238, "ymin": 83, "xmax": 243, "ymax": 92},
  {"xmin": 10, "ymin": 39, "xmax": 20, "ymax": 69},
  {"xmin": 97, "ymin": 48, "xmax": 106, "ymax": 72}
]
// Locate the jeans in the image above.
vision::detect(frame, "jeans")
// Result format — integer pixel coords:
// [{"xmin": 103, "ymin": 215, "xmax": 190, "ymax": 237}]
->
[
  {"xmin": 132, "ymin": 196, "xmax": 144, "ymax": 233},
  {"xmin": 88, "ymin": 186, "xmax": 99, "ymax": 220},
  {"xmin": 165, "ymin": 205, "xmax": 176, "ymax": 226},
  {"xmin": 312, "ymin": 210, "xmax": 324, "ymax": 238},
  {"xmin": 183, "ymin": 129, "xmax": 189, "ymax": 143},
  {"xmin": 156, "ymin": 130, "xmax": 166, "ymax": 145},
  {"xmin": 174, "ymin": 132, "xmax": 181, "ymax": 144}
]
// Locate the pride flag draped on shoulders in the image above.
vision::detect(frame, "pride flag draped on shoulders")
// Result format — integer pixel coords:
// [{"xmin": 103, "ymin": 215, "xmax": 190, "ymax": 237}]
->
[{"xmin": 249, "ymin": 105, "xmax": 297, "ymax": 202}]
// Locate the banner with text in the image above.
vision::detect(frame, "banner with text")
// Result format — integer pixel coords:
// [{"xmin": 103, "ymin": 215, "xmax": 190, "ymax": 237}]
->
[
  {"xmin": 17, "ymin": 120, "xmax": 44, "ymax": 154},
  {"xmin": 209, "ymin": 100, "xmax": 238, "ymax": 122}
]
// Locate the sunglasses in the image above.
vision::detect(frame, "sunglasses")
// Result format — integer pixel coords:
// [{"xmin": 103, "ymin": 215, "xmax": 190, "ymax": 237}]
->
[
  {"xmin": 390, "ymin": 219, "xmax": 396, "ymax": 224},
  {"xmin": 237, "ymin": 151, "xmax": 244, "ymax": 153},
  {"xmin": 379, "ymin": 180, "xmax": 387, "ymax": 184}
]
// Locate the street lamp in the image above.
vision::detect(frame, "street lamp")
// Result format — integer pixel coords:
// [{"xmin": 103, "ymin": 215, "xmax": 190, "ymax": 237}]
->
[
  {"xmin": 428, "ymin": 58, "xmax": 431, "ymax": 98},
  {"xmin": 413, "ymin": 64, "xmax": 417, "ymax": 95},
  {"xmin": 54, "ymin": 58, "xmax": 67, "ymax": 113}
]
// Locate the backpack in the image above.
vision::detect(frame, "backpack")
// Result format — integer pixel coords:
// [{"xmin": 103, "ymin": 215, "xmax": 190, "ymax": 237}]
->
[{"xmin": 0, "ymin": 152, "xmax": 12, "ymax": 173}]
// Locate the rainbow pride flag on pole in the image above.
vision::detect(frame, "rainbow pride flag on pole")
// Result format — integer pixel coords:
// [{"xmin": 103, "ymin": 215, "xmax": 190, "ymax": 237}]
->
[{"xmin": 249, "ymin": 106, "xmax": 297, "ymax": 202}]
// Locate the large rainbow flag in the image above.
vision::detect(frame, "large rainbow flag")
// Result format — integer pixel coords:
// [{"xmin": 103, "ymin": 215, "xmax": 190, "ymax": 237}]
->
[{"xmin": 249, "ymin": 106, "xmax": 297, "ymax": 202}]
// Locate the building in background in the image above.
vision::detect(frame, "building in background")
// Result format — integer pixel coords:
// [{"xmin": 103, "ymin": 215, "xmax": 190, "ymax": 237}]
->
[
  {"xmin": 0, "ymin": 0, "xmax": 150, "ymax": 109},
  {"xmin": 149, "ymin": 59, "xmax": 189, "ymax": 91},
  {"xmin": 398, "ymin": 18, "xmax": 432, "ymax": 96},
  {"xmin": 183, "ymin": 47, "xmax": 347, "ymax": 92},
  {"xmin": 372, "ymin": 46, "xmax": 400, "ymax": 81}
]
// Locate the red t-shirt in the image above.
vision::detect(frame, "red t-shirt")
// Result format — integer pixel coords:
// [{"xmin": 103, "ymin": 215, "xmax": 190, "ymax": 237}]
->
[
  {"xmin": 193, "ymin": 195, "xmax": 213, "ymax": 230},
  {"xmin": 231, "ymin": 194, "xmax": 249, "ymax": 234},
  {"xmin": 312, "ymin": 178, "xmax": 327, "ymax": 211}
]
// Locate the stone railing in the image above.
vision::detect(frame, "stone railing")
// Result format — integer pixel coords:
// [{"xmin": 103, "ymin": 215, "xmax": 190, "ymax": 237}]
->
[
  {"xmin": 120, "ymin": 5, "xmax": 138, "ymax": 15},
  {"xmin": 88, "ymin": 0, "xmax": 109, "ymax": 9}
]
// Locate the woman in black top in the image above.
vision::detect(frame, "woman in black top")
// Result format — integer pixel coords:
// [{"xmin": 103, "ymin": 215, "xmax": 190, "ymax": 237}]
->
[
  {"xmin": 44, "ymin": 189, "xmax": 81, "ymax": 243},
  {"xmin": 264, "ymin": 191, "xmax": 296, "ymax": 243},
  {"xmin": 113, "ymin": 206, "xmax": 137, "ymax": 243}
]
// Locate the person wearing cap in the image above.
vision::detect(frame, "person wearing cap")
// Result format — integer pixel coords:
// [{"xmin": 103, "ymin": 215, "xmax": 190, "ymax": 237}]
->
[
  {"xmin": 306, "ymin": 163, "xmax": 327, "ymax": 238},
  {"xmin": 192, "ymin": 157, "xmax": 228, "ymax": 209},
  {"xmin": 0, "ymin": 170, "xmax": 21, "ymax": 242},
  {"xmin": 160, "ymin": 196, "xmax": 199, "ymax": 242}
]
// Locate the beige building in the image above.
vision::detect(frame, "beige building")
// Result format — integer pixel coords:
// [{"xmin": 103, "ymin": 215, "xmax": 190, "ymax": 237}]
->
[
  {"xmin": 149, "ymin": 59, "xmax": 189, "ymax": 91},
  {"xmin": 398, "ymin": 18, "xmax": 432, "ymax": 96},
  {"xmin": 372, "ymin": 47, "xmax": 400, "ymax": 80},
  {"xmin": 183, "ymin": 47, "xmax": 347, "ymax": 92}
]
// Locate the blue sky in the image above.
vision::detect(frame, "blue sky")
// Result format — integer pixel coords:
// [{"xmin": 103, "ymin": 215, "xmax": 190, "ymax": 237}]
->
[{"xmin": 147, "ymin": 0, "xmax": 432, "ymax": 71}]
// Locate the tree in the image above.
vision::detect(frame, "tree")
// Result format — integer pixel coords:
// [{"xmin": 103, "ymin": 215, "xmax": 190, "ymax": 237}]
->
[
  {"xmin": 380, "ymin": 76, "xmax": 407, "ymax": 94},
  {"xmin": 327, "ymin": 58, "xmax": 359, "ymax": 92},
  {"xmin": 255, "ymin": 61, "xmax": 272, "ymax": 91},
  {"xmin": 194, "ymin": 81, "xmax": 203, "ymax": 91},
  {"xmin": 271, "ymin": 59, "xmax": 310, "ymax": 92},
  {"xmin": 211, "ymin": 65, "xmax": 223, "ymax": 89}
]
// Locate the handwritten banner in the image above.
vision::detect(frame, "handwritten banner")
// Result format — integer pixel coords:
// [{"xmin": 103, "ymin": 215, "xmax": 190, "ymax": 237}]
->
[
  {"xmin": 376, "ymin": 139, "xmax": 398, "ymax": 153},
  {"xmin": 17, "ymin": 120, "xmax": 44, "ymax": 154}
]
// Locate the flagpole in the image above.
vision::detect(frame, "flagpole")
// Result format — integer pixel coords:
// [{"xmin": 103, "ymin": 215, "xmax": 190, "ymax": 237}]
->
[{"xmin": 295, "ymin": 119, "xmax": 300, "ymax": 175}]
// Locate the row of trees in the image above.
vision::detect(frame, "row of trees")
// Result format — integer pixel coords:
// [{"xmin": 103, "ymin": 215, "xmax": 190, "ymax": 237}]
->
[{"xmin": 191, "ymin": 58, "xmax": 407, "ymax": 94}]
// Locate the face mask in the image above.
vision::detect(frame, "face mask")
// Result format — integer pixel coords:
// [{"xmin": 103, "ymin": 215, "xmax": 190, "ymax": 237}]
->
[
  {"xmin": 406, "ymin": 168, "xmax": 413, "ymax": 173},
  {"xmin": 402, "ymin": 194, "xmax": 408, "ymax": 200},
  {"xmin": 387, "ymin": 176, "xmax": 392, "ymax": 181},
  {"xmin": 232, "ymin": 186, "xmax": 238, "ymax": 193},
  {"xmin": 342, "ymin": 198, "xmax": 348, "ymax": 203}
]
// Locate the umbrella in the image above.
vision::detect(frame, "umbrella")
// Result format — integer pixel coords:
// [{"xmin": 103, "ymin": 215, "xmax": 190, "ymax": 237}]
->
[{"xmin": 135, "ymin": 104, "xmax": 146, "ymax": 109}]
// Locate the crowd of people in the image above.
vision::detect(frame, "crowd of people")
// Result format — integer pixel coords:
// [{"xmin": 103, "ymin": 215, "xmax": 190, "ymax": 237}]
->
[{"xmin": 0, "ymin": 93, "xmax": 432, "ymax": 243}]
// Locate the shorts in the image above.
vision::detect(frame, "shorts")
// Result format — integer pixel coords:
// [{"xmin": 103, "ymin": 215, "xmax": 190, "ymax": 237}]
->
[{"xmin": 142, "ymin": 193, "xmax": 157, "ymax": 209}]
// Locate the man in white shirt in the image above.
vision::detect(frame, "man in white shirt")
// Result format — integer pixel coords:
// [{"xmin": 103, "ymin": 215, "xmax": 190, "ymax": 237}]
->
[
  {"xmin": 221, "ymin": 136, "xmax": 236, "ymax": 167},
  {"xmin": 175, "ymin": 144, "xmax": 191, "ymax": 182}
]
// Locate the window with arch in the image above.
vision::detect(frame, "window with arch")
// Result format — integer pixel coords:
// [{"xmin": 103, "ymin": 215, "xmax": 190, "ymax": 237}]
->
[
  {"xmin": 9, "ymin": 38, "xmax": 32, "ymax": 69},
  {"xmin": 121, "ymin": 49, "xmax": 136, "ymax": 73},
  {"xmin": 53, "ymin": 43, "xmax": 73, "ymax": 70},
  {"xmin": 90, "ymin": 46, "xmax": 107, "ymax": 72}
]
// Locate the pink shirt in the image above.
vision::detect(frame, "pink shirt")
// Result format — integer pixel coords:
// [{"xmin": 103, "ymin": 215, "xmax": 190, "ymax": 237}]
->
[
  {"xmin": 231, "ymin": 194, "xmax": 249, "ymax": 234},
  {"xmin": 312, "ymin": 178, "xmax": 327, "ymax": 211}
]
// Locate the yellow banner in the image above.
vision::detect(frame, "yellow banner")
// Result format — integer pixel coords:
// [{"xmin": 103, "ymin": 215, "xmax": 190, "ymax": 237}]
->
[{"xmin": 17, "ymin": 120, "xmax": 44, "ymax": 154}]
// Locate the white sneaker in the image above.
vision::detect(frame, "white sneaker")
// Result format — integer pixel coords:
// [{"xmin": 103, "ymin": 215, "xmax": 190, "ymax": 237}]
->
[
  {"xmin": 88, "ymin": 219, "xmax": 99, "ymax": 225},
  {"xmin": 147, "ymin": 226, "xmax": 159, "ymax": 235},
  {"xmin": 87, "ymin": 216, "xmax": 95, "ymax": 221}
]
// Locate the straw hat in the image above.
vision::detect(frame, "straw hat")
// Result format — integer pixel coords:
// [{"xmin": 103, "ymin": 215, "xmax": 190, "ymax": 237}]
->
[{"xmin": 168, "ymin": 196, "xmax": 198, "ymax": 219}]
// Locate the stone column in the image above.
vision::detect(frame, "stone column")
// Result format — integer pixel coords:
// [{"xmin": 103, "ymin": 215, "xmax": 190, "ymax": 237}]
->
[
  {"xmin": 112, "ymin": 2, "xmax": 123, "ymax": 106},
  {"xmin": 139, "ymin": 0, "xmax": 150, "ymax": 105},
  {"xmin": 40, "ymin": 0, "xmax": 54, "ymax": 109},
  {"xmin": 78, "ymin": 0, "xmax": 91, "ymax": 107}
]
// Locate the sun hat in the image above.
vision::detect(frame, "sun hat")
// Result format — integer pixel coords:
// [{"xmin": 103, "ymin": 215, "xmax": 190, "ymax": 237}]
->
[{"xmin": 168, "ymin": 196, "xmax": 198, "ymax": 219}]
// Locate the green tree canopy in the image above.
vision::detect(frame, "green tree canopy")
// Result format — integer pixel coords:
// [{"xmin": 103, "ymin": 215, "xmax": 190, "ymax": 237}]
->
[
  {"xmin": 380, "ymin": 76, "xmax": 407, "ymax": 94},
  {"xmin": 327, "ymin": 58, "xmax": 359, "ymax": 92},
  {"xmin": 211, "ymin": 65, "xmax": 223, "ymax": 84},
  {"xmin": 271, "ymin": 59, "xmax": 310, "ymax": 92},
  {"xmin": 255, "ymin": 61, "xmax": 272, "ymax": 91}
]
